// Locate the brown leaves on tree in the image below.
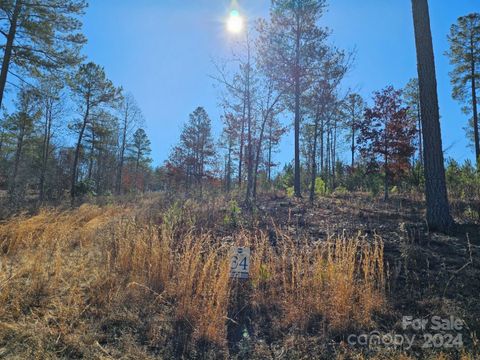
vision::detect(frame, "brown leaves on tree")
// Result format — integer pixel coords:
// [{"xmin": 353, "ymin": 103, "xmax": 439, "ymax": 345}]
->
[{"xmin": 357, "ymin": 86, "xmax": 417, "ymax": 198}]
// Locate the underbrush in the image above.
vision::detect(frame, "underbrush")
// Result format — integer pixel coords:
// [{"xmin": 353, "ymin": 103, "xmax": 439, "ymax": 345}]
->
[
  {"xmin": 0, "ymin": 197, "xmax": 473, "ymax": 359},
  {"xmin": 0, "ymin": 199, "xmax": 385, "ymax": 358}
]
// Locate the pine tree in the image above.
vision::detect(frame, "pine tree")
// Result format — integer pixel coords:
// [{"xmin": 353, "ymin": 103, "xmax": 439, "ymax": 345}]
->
[
  {"xmin": 5, "ymin": 87, "xmax": 41, "ymax": 203},
  {"xmin": 257, "ymin": 0, "xmax": 328, "ymax": 197},
  {"xmin": 219, "ymin": 112, "xmax": 240, "ymax": 193},
  {"xmin": 341, "ymin": 93, "xmax": 364, "ymax": 169},
  {"xmin": 305, "ymin": 49, "xmax": 347, "ymax": 202},
  {"xmin": 36, "ymin": 75, "xmax": 66, "ymax": 202},
  {"xmin": 69, "ymin": 62, "xmax": 121, "ymax": 203},
  {"xmin": 167, "ymin": 107, "xmax": 215, "ymax": 195},
  {"xmin": 446, "ymin": 13, "xmax": 480, "ymax": 166},
  {"xmin": 129, "ymin": 128, "xmax": 151, "ymax": 192},
  {"xmin": 0, "ymin": 0, "xmax": 87, "ymax": 109},
  {"xmin": 403, "ymin": 78, "xmax": 423, "ymax": 167},
  {"xmin": 411, "ymin": 0, "xmax": 453, "ymax": 231}
]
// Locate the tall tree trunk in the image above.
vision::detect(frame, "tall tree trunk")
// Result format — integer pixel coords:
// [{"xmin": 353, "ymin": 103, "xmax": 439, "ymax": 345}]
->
[
  {"xmin": 95, "ymin": 148, "xmax": 103, "ymax": 194},
  {"xmin": 253, "ymin": 109, "xmax": 272, "ymax": 200},
  {"xmin": 199, "ymin": 151, "xmax": 204, "ymax": 197},
  {"xmin": 10, "ymin": 120, "xmax": 25, "ymax": 196},
  {"xmin": 0, "ymin": 0, "xmax": 22, "ymax": 110},
  {"xmin": 226, "ymin": 143, "xmax": 232, "ymax": 192},
  {"xmin": 116, "ymin": 112, "xmax": 128, "ymax": 195},
  {"xmin": 293, "ymin": 21, "xmax": 302, "ymax": 198},
  {"xmin": 87, "ymin": 126, "xmax": 95, "ymax": 180},
  {"xmin": 351, "ymin": 108, "xmax": 356, "ymax": 168},
  {"xmin": 320, "ymin": 118, "xmax": 324, "ymax": 175},
  {"xmin": 0, "ymin": 129, "xmax": 5, "ymax": 159},
  {"xmin": 294, "ymin": 81, "xmax": 301, "ymax": 197},
  {"xmin": 384, "ymin": 151, "xmax": 389, "ymax": 201},
  {"xmin": 267, "ymin": 124, "xmax": 272, "ymax": 184},
  {"xmin": 411, "ymin": 0, "xmax": 453, "ymax": 232},
  {"xmin": 309, "ymin": 112, "xmax": 319, "ymax": 203},
  {"xmin": 245, "ymin": 50, "xmax": 254, "ymax": 203},
  {"xmin": 135, "ymin": 151, "xmax": 141, "ymax": 192},
  {"xmin": 39, "ymin": 99, "xmax": 53, "ymax": 202},
  {"xmin": 326, "ymin": 125, "xmax": 330, "ymax": 182},
  {"xmin": 470, "ymin": 35, "xmax": 479, "ymax": 166},
  {"xmin": 416, "ymin": 91, "xmax": 424, "ymax": 166},
  {"xmin": 238, "ymin": 100, "xmax": 246, "ymax": 188},
  {"xmin": 332, "ymin": 117, "xmax": 337, "ymax": 189},
  {"xmin": 71, "ymin": 101, "xmax": 90, "ymax": 205}
]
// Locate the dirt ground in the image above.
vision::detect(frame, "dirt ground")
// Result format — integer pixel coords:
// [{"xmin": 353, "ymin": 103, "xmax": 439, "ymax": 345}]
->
[{"xmin": 246, "ymin": 192, "xmax": 480, "ymax": 358}]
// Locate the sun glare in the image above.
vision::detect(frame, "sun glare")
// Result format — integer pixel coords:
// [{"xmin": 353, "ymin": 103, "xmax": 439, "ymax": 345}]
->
[{"xmin": 227, "ymin": 9, "xmax": 244, "ymax": 34}]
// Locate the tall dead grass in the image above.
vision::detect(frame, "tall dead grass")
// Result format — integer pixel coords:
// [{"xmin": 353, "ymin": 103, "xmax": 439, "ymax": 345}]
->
[
  {"xmin": 247, "ymin": 229, "xmax": 385, "ymax": 333},
  {"xmin": 0, "ymin": 199, "xmax": 386, "ymax": 357}
]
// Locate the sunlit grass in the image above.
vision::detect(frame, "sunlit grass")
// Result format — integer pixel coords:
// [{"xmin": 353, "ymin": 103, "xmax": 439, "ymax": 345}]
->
[{"xmin": 0, "ymin": 198, "xmax": 387, "ymax": 357}]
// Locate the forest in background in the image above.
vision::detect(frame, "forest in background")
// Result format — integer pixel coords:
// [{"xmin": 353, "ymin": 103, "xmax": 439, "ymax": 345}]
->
[{"xmin": 0, "ymin": 0, "xmax": 478, "ymax": 221}]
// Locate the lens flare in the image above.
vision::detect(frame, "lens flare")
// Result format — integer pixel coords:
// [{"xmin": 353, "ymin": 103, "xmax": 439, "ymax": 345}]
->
[{"xmin": 227, "ymin": 9, "xmax": 244, "ymax": 34}]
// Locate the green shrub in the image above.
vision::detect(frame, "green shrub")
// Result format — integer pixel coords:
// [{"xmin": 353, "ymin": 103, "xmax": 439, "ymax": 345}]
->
[
  {"xmin": 223, "ymin": 199, "xmax": 241, "ymax": 227},
  {"xmin": 286, "ymin": 186, "xmax": 294, "ymax": 198},
  {"xmin": 74, "ymin": 179, "xmax": 96, "ymax": 197},
  {"xmin": 334, "ymin": 186, "xmax": 348, "ymax": 196},
  {"xmin": 314, "ymin": 177, "xmax": 327, "ymax": 196},
  {"xmin": 446, "ymin": 159, "xmax": 479, "ymax": 200}
]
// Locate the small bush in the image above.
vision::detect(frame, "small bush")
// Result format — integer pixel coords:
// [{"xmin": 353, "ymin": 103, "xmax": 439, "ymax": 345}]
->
[
  {"xmin": 223, "ymin": 199, "xmax": 241, "ymax": 227},
  {"xmin": 286, "ymin": 186, "xmax": 294, "ymax": 198},
  {"xmin": 333, "ymin": 186, "xmax": 348, "ymax": 196},
  {"xmin": 314, "ymin": 177, "xmax": 327, "ymax": 196}
]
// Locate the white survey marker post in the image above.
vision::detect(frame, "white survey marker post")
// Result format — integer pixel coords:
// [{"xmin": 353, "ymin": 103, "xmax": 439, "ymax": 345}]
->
[{"xmin": 230, "ymin": 246, "xmax": 250, "ymax": 279}]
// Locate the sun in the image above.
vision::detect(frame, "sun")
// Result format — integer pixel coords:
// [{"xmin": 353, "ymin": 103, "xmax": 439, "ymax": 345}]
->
[{"xmin": 227, "ymin": 9, "xmax": 244, "ymax": 34}]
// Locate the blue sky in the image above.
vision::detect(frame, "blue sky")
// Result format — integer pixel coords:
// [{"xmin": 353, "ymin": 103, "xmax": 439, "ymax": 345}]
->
[{"xmin": 82, "ymin": 0, "xmax": 480, "ymax": 167}]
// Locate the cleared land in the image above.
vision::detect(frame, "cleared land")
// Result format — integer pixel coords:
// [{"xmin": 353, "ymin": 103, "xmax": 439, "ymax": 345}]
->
[{"xmin": 0, "ymin": 193, "xmax": 478, "ymax": 359}]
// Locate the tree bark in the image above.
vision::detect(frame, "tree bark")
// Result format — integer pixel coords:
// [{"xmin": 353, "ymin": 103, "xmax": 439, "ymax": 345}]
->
[
  {"xmin": 226, "ymin": 143, "xmax": 232, "ymax": 192},
  {"xmin": 416, "ymin": 90, "xmax": 424, "ymax": 166},
  {"xmin": 309, "ymin": 112, "xmax": 320, "ymax": 203},
  {"xmin": 87, "ymin": 126, "xmax": 95, "ymax": 180},
  {"xmin": 293, "ymin": 17, "xmax": 302, "ymax": 198},
  {"xmin": 384, "ymin": 151, "xmax": 389, "ymax": 201},
  {"xmin": 470, "ymin": 34, "xmax": 479, "ymax": 166},
  {"xmin": 320, "ymin": 118, "xmax": 324, "ymax": 175},
  {"xmin": 267, "ymin": 124, "xmax": 272, "ymax": 184},
  {"xmin": 39, "ymin": 98, "xmax": 53, "ymax": 202},
  {"xmin": 351, "ymin": 106, "xmax": 356, "ymax": 168},
  {"xmin": 238, "ymin": 98, "xmax": 246, "ymax": 187},
  {"xmin": 411, "ymin": 0, "xmax": 453, "ymax": 232},
  {"xmin": 245, "ymin": 47, "xmax": 254, "ymax": 204},
  {"xmin": 71, "ymin": 100, "xmax": 90, "ymax": 205},
  {"xmin": 10, "ymin": 117, "xmax": 25, "ymax": 196},
  {"xmin": 253, "ymin": 115, "xmax": 266, "ymax": 200},
  {"xmin": 294, "ymin": 80, "xmax": 301, "ymax": 198},
  {"xmin": 0, "ymin": 0, "xmax": 22, "ymax": 110},
  {"xmin": 116, "ymin": 107, "xmax": 129, "ymax": 195},
  {"xmin": 332, "ymin": 116, "xmax": 337, "ymax": 189},
  {"xmin": 135, "ymin": 151, "xmax": 140, "ymax": 192}
]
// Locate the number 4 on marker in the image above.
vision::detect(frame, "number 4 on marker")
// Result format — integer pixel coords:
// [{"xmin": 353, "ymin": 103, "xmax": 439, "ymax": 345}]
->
[{"xmin": 239, "ymin": 256, "xmax": 247, "ymax": 270}]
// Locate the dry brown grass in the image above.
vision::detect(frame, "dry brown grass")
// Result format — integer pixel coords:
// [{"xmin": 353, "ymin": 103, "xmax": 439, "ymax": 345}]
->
[
  {"xmin": 0, "ymin": 198, "xmax": 389, "ymax": 358},
  {"xmin": 247, "ymin": 228, "xmax": 385, "ymax": 334}
]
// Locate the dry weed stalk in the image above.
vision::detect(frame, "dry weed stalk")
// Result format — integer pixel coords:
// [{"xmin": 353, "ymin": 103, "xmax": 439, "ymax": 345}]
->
[{"xmin": 0, "ymin": 199, "xmax": 386, "ymax": 356}]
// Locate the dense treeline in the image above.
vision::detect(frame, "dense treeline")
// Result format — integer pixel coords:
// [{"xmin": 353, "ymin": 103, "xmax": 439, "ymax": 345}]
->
[
  {"xmin": 0, "ymin": 1, "xmax": 153, "ymax": 207},
  {"xmin": 0, "ymin": 0, "xmax": 478, "ymax": 227},
  {"xmin": 162, "ymin": 2, "xmax": 479, "ymax": 229}
]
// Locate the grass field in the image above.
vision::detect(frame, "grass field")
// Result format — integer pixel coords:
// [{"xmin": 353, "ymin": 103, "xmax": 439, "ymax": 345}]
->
[{"xmin": 0, "ymin": 193, "xmax": 478, "ymax": 359}]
